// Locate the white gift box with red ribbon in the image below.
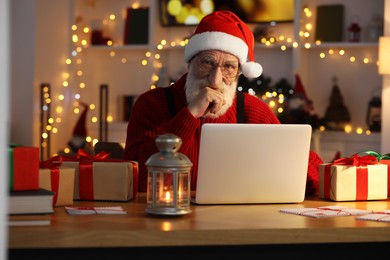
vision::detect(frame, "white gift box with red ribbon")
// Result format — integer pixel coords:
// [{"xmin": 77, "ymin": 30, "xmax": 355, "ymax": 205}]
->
[{"xmin": 319, "ymin": 154, "xmax": 388, "ymax": 201}]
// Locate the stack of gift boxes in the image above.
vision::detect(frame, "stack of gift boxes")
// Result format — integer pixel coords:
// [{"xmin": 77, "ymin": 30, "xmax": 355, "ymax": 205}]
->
[
  {"xmin": 9, "ymin": 145, "xmax": 138, "ymax": 208},
  {"xmin": 319, "ymin": 151, "xmax": 390, "ymax": 201}
]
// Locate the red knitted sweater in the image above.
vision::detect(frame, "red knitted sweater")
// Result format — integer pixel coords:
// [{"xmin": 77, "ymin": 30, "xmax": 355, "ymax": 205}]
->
[{"xmin": 124, "ymin": 74, "xmax": 323, "ymax": 195}]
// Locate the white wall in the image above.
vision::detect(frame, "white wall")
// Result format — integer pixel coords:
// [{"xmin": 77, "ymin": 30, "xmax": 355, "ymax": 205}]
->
[
  {"xmin": 35, "ymin": 0, "xmax": 74, "ymax": 156},
  {"xmin": 381, "ymin": 0, "xmax": 390, "ymax": 153},
  {"xmin": 10, "ymin": 0, "xmax": 73, "ymax": 157},
  {"xmin": 10, "ymin": 0, "xmax": 35, "ymax": 147},
  {"xmin": 0, "ymin": 0, "xmax": 10, "ymax": 258}
]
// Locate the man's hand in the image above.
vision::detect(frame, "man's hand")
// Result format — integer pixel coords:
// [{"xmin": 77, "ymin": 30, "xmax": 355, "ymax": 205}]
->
[{"xmin": 187, "ymin": 87, "xmax": 226, "ymax": 118}]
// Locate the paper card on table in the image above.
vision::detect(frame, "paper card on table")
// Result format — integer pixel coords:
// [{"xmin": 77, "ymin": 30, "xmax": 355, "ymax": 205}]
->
[
  {"xmin": 356, "ymin": 210, "xmax": 390, "ymax": 222},
  {"xmin": 64, "ymin": 206, "xmax": 127, "ymax": 215},
  {"xmin": 279, "ymin": 206, "xmax": 372, "ymax": 218}
]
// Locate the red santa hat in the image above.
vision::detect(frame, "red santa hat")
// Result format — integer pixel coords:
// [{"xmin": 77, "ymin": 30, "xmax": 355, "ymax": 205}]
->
[
  {"xmin": 184, "ymin": 10, "xmax": 262, "ymax": 79},
  {"xmin": 293, "ymin": 74, "xmax": 309, "ymax": 100}
]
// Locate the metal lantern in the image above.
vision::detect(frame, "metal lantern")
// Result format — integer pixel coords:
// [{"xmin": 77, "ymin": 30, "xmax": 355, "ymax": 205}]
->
[{"xmin": 145, "ymin": 134, "xmax": 193, "ymax": 216}]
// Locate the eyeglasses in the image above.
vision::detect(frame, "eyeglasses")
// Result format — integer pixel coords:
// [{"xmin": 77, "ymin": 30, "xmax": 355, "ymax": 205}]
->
[{"xmin": 195, "ymin": 56, "xmax": 239, "ymax": 79}]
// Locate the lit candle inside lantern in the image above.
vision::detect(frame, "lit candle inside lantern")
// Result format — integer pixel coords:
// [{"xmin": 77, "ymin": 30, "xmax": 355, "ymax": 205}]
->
[{"xmin": 164, "ymin": 191, "xmax": 171, "ymax": 203}]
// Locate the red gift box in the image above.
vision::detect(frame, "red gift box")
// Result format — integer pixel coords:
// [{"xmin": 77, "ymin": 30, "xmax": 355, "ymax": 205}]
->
[
  {"xmin": 62, "ymin": 149, "xmax": 138, "ymax": 201},
  {"xmin": 9, "ymin": 145, "xmax": 39, "ymax": 191}
]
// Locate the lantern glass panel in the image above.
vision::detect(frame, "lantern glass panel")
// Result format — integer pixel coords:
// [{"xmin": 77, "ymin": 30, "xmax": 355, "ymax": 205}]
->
[
  {"xmin": 146, "ymin": 169, "xmax": 190, "ymax": 209},
  {"xmin": 146, "ymin": 171, "xmax": 173, "ymax": 207},
  {"xmin": 177, "ymin": 172, "xmax": 190, "ymax": 207},
  {"xmin": 157, "ymin": 171, "xmax": 173, "ymax": 207}
]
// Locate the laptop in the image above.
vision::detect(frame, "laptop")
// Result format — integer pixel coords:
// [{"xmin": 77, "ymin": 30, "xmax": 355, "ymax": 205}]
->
[{"xmin": 191, "ymin": 123, "xmax": 312, "ymax": 204}]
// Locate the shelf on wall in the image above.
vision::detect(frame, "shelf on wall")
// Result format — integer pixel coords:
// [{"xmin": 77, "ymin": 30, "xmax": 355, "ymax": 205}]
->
[
  {"xmin": 86, "ymin": 42, "xmax": 297, "ymax": 51},
  {"xmin": 313, "ymin": 130, "xmax": 381, "ymax": 163},
  {"xmin": 304, "ymin": 42, "xmax": 378, "ymax": 49},
  {"xmin": 86, "ymin": 45, "xmax": 150, "ymax": 51},
  {"xmin": 157, "ymin": 43, "xmax": 295, "ymax": 51},
  {"xmin": 254, "ymin": 43, "xmax": 294, "ymax": 49}
]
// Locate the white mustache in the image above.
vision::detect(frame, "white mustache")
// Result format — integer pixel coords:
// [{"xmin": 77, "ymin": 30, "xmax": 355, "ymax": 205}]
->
[{"xmin": 185, "ymin": 70, "xmax": 237, "ymax": 118}]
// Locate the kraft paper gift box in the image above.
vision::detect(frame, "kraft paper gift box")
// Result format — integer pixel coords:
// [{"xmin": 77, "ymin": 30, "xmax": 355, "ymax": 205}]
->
[
  {"xmin": 62, "ymin": 150, "xmax": 138, "ymax": 201},
  {"xmin": 39, "ymin": 156, "xmax": 75, "ymax": 206},
  {"xmin": 319, "ymin": 154, "xmax": 388, "ymax": 201},
  {"xmin": 8, "ymin": 145, "xmax": 39, "ymax": 191}
]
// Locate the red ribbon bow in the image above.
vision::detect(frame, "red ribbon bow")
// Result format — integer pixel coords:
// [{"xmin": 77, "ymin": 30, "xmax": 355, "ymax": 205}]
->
[
  {"xmin": 76, "ymin": 149, "xmax": 110, "ymax": 162},
  {"xmin": 40, "ymin": 155, "xmax": 63, "ymax": 169},
  {"xmin": 333, "ymin": 154, "xmax": 378, "ymax": 166}
]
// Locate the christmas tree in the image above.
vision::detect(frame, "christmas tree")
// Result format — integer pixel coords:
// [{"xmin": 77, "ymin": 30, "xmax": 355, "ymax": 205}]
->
[{"xmin": 323, "ymin": 77, "xmax": 351, "ymax": 130}]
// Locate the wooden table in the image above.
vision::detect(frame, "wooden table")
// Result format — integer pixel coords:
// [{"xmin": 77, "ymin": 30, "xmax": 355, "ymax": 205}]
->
[{"xmin": 8, "ymin": 194, "xmax": 390, "ymax": 259}]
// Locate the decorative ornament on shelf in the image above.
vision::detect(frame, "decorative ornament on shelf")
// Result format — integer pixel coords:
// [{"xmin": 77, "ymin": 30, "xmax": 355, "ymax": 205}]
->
[
  {"xmin": 348, "ymin": 16, "xmax": 361, "ymax": 42},
  {"xmin": 58, "ymin": 102, "xmax": 93, "ymax": 156},
  {"xmin": 367, "ymin": 14, "xmax": 383, "ymax": 42},
  {"xmin": 90, "ymin": 19, "xmax": 113, "ymax": 46},
  {"xmin": 278, "ymin": 74, "xmax": 320, "ymax": 129},
  {"xmin": 323, "ymin": 76, "xmax": 351, "ymax": 131}
]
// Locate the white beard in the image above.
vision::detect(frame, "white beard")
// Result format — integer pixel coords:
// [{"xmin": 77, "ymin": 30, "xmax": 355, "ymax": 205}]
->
[{"xmin": 184, "ymin": 68, "xmax": 237, "ymax": 119}]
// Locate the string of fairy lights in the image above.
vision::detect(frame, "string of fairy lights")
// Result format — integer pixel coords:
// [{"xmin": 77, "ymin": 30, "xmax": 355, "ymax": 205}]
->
[{"xmin": 41, "ymin": 3, "xmax": 377, "ymax": 154}]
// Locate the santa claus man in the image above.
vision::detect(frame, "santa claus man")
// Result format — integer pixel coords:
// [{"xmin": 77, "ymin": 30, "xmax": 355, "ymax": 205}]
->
[{"xmin": 124, "ymin": 10, "xmax": 323, "ymax": 196}]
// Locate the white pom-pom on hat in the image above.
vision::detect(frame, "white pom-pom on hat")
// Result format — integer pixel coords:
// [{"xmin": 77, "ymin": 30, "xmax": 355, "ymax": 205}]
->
[
  {"xmin": 241, "ymin": 61, "xmax": 263, "ymax": 79},
  {"xmin": 184, "ymin": 10, "xmax": 263, "ymax": 79}
]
